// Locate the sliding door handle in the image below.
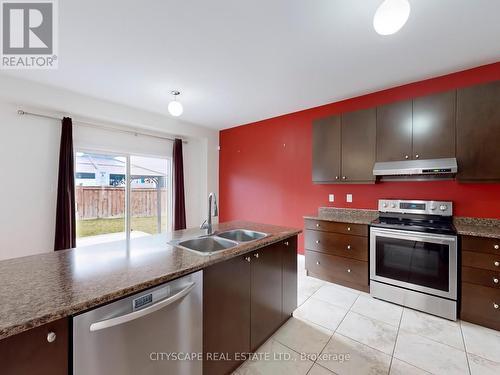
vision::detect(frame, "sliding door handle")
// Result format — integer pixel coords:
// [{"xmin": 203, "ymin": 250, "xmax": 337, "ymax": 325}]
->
[{"xmin": 89, "ymin": 282, "xmax": 195, "ymax": 332}]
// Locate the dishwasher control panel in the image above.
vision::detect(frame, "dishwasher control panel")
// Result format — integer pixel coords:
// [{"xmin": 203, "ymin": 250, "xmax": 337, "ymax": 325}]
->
[
  {"xmin": 132, "ymin": 285, "xmax": 171, "ymax": 311},
  {"xmin": 133, "ymin": 294, "xmax": 153, "ymax": 309}
]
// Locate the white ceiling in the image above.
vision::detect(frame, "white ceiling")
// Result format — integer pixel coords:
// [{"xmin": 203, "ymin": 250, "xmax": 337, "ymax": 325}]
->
[{"xmin": 3, "ymin": 0, "xmax": 500, "ymax": 130}]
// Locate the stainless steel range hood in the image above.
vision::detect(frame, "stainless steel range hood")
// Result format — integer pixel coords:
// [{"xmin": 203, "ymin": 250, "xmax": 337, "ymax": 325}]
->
[{"xmin": 373, "ymin": 158, "xmax": 458, "ymax": 177}]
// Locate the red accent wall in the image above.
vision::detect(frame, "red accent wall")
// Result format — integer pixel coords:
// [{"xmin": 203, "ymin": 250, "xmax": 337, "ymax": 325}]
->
[{"xmin": 219, "ymin": 63, "xmax": 500, "ymax": 253}]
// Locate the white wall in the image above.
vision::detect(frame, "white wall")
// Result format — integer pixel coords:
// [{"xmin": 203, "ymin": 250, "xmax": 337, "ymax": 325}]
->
[{"xmin": 0, "ymin": 75, "xmax": 219, "ymax": 260}]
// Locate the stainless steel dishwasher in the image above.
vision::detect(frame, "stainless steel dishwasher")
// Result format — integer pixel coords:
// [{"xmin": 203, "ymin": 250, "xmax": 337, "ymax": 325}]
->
[{"xmin": 73, "ymin": 270, "xmax": 202, "ymax": 375}]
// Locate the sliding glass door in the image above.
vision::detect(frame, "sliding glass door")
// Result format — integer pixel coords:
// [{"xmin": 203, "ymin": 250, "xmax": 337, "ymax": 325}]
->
[
  {"xmin": 130, "ymin": 156, "xmax": 171, "ymax": 237},
  {"xmin": 75, "ymin": 151, "xmax": 172, "ymax": 247}
]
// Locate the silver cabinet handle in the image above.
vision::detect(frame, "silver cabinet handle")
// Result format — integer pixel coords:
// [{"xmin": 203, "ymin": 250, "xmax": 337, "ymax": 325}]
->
[
  {"xmin": 342, "ymin": 176, "xmax": 347, "ymax": 180},
  {"xmin": 89, "ymin": 282, "xmax": 196, "ymax": 332},
  {"xmin": 347, "ymin": 245, "xmax": 351, "ymax": 250},
  {"xmin": 316, "ymin": 261, "xmax": 320, "ymax": 265},
  {"xmin": 415, "ymin": 154, "xmax": 420, "ymax": 159},
  {"xmin": 494, "ymin": 278, "xmax": 499, "ymax": 284},
  {"xmin": 495, "ymin": 244, "xmax": 499, "ymax": 250},
  {"xmin": 347, "ymin": 269, "xmax": 351, "ymax": 273},
  {"xmin": 347, "ymin": 227, "xmax": 351, "ymax": 231},
  {"xmin": 245, "ymin": 256, "xmax": 251, "ymax": 262},
  {"xmin": 254, "ymin": 253, "xmax": 259, "ymax": 259},
  {"xmin": 494, "ymin": 303, "xmax": 499, "ymax": 310},
  {"xmin": 495, "ymin": 261, "xmax": 499, "ymax": 267},
  {"xmin": 47, "ymin": 332, "xmax": 56, "ymax": 343},
  {"xmin": 316, "ymin": 223, "xmax": 320, "ymax": 228},
  {"xmin": 315, "ymin": 240, "xmax": 320, "ymax": 244},
  {"xmin": 335, "ymin": 176, "xmax": 339, "ymax": 180},
  {"xmin": 284, "ymin": 241, "xmax": 289, "ymax": 246},
  {"xmin": 404, "ymin": 155, "xmax": 409, "ymax": 159}
]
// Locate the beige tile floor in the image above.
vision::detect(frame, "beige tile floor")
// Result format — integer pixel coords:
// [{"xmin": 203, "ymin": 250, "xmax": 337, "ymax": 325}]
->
[{"xmin": 233, "ymin": 255, "xmax": 500, "ymax": 375}]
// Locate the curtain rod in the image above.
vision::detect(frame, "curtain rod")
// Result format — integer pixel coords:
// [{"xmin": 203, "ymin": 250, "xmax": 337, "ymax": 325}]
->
[{"xmin": 17, "ymin": 109, "xmax": 188, "ymax": 143}]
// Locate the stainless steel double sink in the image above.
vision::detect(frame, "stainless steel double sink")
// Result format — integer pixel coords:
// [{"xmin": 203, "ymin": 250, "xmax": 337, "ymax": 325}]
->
[{"xmin": 173, "ymin": 229, "xmax": 268, "ymax": 255}]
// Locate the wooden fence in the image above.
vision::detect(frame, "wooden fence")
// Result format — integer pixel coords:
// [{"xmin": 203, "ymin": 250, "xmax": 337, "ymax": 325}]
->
[{"xmin": 76, "ymin": 186, "xmax": 168, "ymax": 220}]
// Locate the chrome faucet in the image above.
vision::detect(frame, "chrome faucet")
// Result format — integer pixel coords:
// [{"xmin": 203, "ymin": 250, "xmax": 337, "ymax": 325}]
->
[{"xmin": 200, "ymin": 192, "xmax": 218, "ymax": 235}]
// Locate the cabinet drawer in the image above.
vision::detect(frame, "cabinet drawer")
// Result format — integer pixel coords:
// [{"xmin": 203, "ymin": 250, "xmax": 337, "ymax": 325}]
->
[
  {"xmin": 304, "ymin": 219, "xmax": 368, "ymax": 237},
  {"xmin": 462, "ymin": 251, "xmax": 500, "ymax": 271},
  {"xmin": 305, "ymin": 250, "xmax": 368, "ymax": 291},
  {"xmin": 462, "ymin": 266, "xmax": 500, "ymax": 289},
  {"xmin": 462, "ymin": 236, "xmax": 500, "ymax": 254},
  {"xmin": 305, "ymin": 230, "xmax": 368, "ymax": 261},
  {"xmin": 461, "ymin": 283, "xmax": 500, "ymax": 331}
]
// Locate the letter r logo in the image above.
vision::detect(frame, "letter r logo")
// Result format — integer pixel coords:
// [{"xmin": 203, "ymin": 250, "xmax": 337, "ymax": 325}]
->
[{"xmin": 2, "ymin": 2, "xmax": 53, "ymax": 54}]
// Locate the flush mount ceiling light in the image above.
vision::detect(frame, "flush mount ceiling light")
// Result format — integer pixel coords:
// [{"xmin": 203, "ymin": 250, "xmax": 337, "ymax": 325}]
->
[
  {"xmin": 373, "ymin": 0, "xmax": 411, "ymax": 36},
  {"xmin": 168, "ymin": 90, "xmax": 183, "ymax": 117}
]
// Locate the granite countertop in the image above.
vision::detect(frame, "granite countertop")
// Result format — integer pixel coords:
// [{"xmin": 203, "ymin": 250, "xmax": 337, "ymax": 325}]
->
[
  {"xmin": 453, "ymin": 217, "xmax": 500, "ymax": 239},
  {"xmin": 0, "ymin": 221, "xmax": 300, "ymax": 340},
  {"xmin": 304, "ymin": 207, "xmax": 379, "ymax": 225},
  {"xmin": 304, "ymin": 207, "xmax": 500, "ymax": 239}
]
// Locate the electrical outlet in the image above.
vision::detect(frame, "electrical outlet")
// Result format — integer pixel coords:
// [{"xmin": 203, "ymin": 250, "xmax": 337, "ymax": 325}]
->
[
  {"xmin": 329, "ymin": 194, "xmax": 335, "ymax": 203},
  {"xmin": 346, "ymin": 194, "xmax": 353, "ymax": 203}
]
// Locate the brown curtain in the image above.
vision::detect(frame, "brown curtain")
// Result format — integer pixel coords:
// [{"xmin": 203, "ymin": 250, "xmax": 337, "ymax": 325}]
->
[
  {"xmin": 54, "ymin": 117, "xmax": 76, "ymax": 250},
  {"xmin": 173, "ymin": 138, "xmax": 186, "ymax": 230}
]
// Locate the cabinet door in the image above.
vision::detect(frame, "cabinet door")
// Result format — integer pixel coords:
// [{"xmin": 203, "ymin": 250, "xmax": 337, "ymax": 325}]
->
[
  {"xmin": 341, "ymin": 108, "xmax": 376, "ymax": 182},
  {"xmin": 376, "ymin": 100, "xmax": 413, "ymax": 162},
  {"xmin": 312, "ymin": 115, "xmax": 341, "ymax": 183},
  {"xmin": 204, "ymin": 255, "xmax": 251, "ymax": 375},
  {"xmin": 0, "ymin": 318, "xmax": 68, "ymax": 375},
  {"xmin": 250, "ymin": 244, "xmax": 283, "ymax": 351},
  {"xmin": 457, "ymin": 81, "xmax": 500, "ymax": 181},
  {"xmin": 413, "ymin": 90, "xmax": 456, "ymax": 160},
  {"xmin": 282, "ymin": 236, "xmax": 298, "ymax": 322}
]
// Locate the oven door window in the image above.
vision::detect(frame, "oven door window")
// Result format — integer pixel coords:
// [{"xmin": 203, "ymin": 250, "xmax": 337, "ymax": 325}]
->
[{"xmin": 375, "ymin": 237, "xmax": 449, "ymax": 292}]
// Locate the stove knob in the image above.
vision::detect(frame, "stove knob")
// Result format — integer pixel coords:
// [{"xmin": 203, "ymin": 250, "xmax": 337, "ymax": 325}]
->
[
  {"xmin": 382, "ymin": 202, "xmax": 388, "ymax": 208},
  {"xmin": 391, "ymin": 204, "xmax": 396, "ymax": 209},
  {"xmin": 439, "ymin": 205, "xmax": 448, "ymax": 211},
  {"xmin": 430, "ymin": 205, "xmax": 437, "ymax": 211}
]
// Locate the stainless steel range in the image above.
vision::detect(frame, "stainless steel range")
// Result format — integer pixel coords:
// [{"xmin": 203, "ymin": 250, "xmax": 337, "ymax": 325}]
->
[{"xmin": 370, "ymin": 199, "xmax": 458, "ymax": 320}]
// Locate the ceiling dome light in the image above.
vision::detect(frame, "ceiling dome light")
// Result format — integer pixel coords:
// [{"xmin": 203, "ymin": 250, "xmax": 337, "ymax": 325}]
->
[
  {"xmin": 373, "ymin": 0, "xmax": 411, "ymax": 36},
  {"xmin": 168, "ymin": 90, "xmax": 183, "ymax": 117}
]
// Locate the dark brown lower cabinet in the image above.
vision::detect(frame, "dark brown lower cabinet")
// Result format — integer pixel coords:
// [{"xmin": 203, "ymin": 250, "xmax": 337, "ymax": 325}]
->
[
  {"xmin": 282, "ymin": 237, "xmax": 298, "ymax": 322},
  {"xmin": 203, "ymin": 236, "xmax": 298, "ymax": 375},
  {"xmin": 461, "ymin": 283, "xmax": 500, "ymax": 331},
  {"xmin": 250, "ymin": 242, "xmax": 283, "ymax": 351},
  {"xmin": 0, "ymin": 318, "xmax": 68, "ymax": 375},
  {"xmin": 305, "ymin": 250, "xmax": 369, "ymax": 292},
  {"xmin": 203, "ymin": 254, "xmax": 251, "ymax": 375},
  {"xmin": 304, "ymin": 219, "xmax": 369, "ymax": 293},
  {"xmin": 460, "ymin": 235, "xmax": 500, "ymax": 331}
]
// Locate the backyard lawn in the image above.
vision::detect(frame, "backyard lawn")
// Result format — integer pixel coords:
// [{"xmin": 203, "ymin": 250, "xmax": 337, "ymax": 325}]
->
[{"xmin": 77, "ymin": 216, "xmax": 168, "ymax": 237}]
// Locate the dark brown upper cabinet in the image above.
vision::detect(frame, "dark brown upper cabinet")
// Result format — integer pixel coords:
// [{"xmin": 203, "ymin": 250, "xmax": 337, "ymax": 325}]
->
[
  {"xmin": 341, "ymin": 108, "xmax": 376, "ymax": 182},
  {"xmin": 376, "ymin": 99, "xmax": 413, "ymax": 162},
  {"xmin": 376, "ymin": 92, "xmax": 456, "ymax": 162},
  {"xmin": 413, "ymin": 91, "xmax": 456, "ymax": 160},
  {"xmin": 456, "ymin": 80, "xmax": 500, "ymax": 182},
  {"xmin": 312, "ymin": 115, "xmax": 341, "ymax": 182}
]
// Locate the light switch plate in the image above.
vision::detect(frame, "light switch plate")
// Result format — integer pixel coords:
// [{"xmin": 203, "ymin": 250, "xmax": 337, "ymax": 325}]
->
[
  {"xmin": 346, "ymin": 194, "xmax": 353, "ymax": 203},
  {"xmin": 329, "ymin": 194, "xmax": 334, "ymax": 202}
]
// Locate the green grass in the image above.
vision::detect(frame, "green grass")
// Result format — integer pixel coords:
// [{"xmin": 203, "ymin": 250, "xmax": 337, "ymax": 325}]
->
[{"xmin": 77, "ymin": 216, "xmax": 168, "ymax": 237}]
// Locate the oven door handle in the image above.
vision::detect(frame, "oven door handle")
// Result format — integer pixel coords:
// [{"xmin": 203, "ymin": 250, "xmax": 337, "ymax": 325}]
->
[
  {"xmin": 89, "ymin": 282, "xmax": 196, "ymax": 332},
  {"xmin": 370, "ymin": 227, "xmax": 457, "ymax": 244}
]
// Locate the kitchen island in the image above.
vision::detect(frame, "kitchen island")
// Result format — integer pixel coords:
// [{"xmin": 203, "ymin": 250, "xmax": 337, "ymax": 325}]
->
[{"xmin": 0, "ymin": 221, "xmax": 300, "ymax": 375}]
